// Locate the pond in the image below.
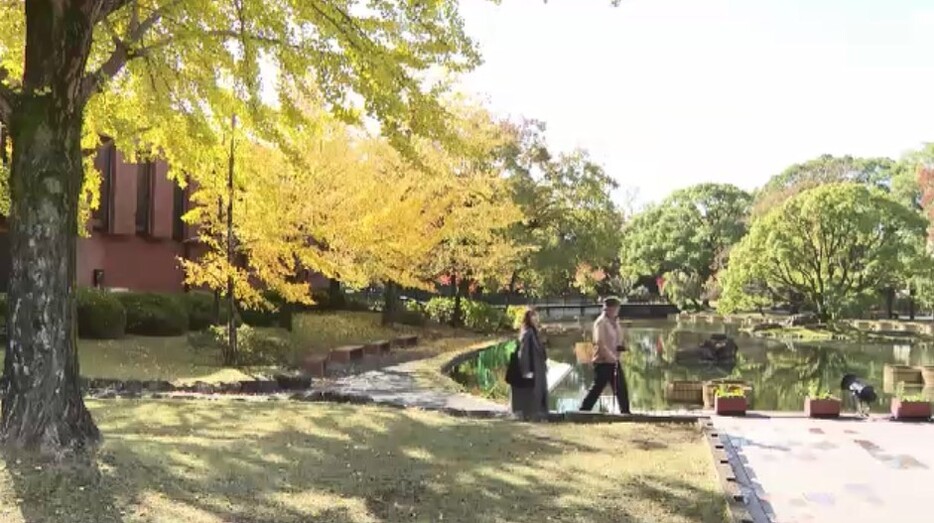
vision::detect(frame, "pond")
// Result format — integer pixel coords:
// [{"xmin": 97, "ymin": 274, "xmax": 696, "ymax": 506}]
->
[{"xmin": 454, "ymin": 319, "xmax": 934, "ymax": 414}]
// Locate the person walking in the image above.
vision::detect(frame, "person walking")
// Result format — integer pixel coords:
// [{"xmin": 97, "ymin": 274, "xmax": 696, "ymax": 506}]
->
[
  {"xmin": 579, "ymin": 297, "xmax": 631, "ymax": 414},
  {"xmin": 509, "ymin": 308, "xmax": 549, "ymax": 421}
]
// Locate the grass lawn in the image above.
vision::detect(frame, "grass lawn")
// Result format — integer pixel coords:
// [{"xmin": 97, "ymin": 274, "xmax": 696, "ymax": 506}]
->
[
  {"xmin": 0, "ymin": 337, "xmax": 252, "ymax": 385},
  {"xmin": 0, "ymin": 401, "xmax": 727, "ymax": 523},
  {"xmin": 0, "ymin": 312, "xmax": 477, "ymax": 384}
]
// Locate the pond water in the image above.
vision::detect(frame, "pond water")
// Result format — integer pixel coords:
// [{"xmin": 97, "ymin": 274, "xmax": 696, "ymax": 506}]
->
[{"xmin": 533, "ymin": 320, "xmax": 934, "ymax": 413}]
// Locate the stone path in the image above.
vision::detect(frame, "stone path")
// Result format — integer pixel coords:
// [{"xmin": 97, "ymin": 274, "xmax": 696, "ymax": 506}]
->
[
  {"xmin": 312, "ymin": 359, "xmax": 508, "ymax": 414},
  {"xmin": 713, "ymin": 415, "xmax": 934, "ymax": 523}
]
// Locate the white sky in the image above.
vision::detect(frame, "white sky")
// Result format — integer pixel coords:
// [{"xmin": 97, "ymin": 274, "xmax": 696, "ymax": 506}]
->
[{"xmin": 457, "ymin": 0, "xmax": 934, "ymax": 205}]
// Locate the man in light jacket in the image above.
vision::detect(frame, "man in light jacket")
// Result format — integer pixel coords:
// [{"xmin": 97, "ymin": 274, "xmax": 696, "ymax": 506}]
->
[{"xmin": 579, "ymin": 296, "xmax": 631, "ymax": 414}]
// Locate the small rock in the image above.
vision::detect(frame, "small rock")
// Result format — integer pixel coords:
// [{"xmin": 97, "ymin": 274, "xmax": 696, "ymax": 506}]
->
[{"xmin": 275, "ymin": 373, "xmax": 313, "ymax": 390}]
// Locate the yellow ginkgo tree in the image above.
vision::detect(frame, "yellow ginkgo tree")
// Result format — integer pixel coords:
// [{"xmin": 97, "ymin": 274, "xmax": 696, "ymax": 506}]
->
[{"xmin": 0, "ymin": 0, "xmax": 481, "ymax": 456}]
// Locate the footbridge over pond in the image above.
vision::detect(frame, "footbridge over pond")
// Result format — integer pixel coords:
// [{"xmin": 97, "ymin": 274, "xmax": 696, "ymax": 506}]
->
[{"xmin": 501, "ymin": 302, "xmax": 679, "ymax": 322}]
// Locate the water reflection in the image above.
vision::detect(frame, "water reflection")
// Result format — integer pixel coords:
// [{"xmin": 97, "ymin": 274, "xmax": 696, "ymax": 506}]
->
[{"xmin": 546, "ymin": 320, "xmax": 934, "ymax": 413}]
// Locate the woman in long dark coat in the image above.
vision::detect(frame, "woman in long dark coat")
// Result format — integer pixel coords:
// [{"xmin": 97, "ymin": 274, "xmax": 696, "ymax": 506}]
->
[{"xmin": 511, "ymin": 308, "xmax": 548, "ymax": 421}]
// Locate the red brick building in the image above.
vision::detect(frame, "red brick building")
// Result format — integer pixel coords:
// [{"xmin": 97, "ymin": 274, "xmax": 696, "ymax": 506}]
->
[
  {"xmin": 0, "ymin": 141, "xmax": 193, "ymax": 293},
  {"xmin": 79, "ymin": 141, "xmax": 194, "ymax": 292},
  {"xmin": 0, "ymin": 141, "xmax": 329, "ymax": 294}
]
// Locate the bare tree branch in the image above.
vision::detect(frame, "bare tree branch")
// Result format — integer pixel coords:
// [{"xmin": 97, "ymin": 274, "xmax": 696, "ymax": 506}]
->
[
  {"xmin": 80, "ymin": 0, "xmax": 185, "ymax": 102},
  {"xmin": 95, "ymin": 0, "xmax": 135, "ymax": 24}
]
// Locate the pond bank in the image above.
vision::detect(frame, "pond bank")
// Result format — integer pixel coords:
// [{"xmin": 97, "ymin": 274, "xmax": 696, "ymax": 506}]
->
[{"xmin": 679, "ymin": 312, "xmax": 934, "ymax": 342}]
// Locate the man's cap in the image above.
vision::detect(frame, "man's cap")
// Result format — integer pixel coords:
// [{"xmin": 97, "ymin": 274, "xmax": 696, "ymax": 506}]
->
[{"xmin": 603, "ymin": 296, "xmax": 621, "ymax": 307}]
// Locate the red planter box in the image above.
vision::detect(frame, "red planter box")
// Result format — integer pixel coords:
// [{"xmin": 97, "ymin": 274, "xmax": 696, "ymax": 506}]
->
[
  {"xmin": 891, "ymin": 399, "xmax": 932, "ymax": 420},
  {"xmin": 805, "ymin": 397, "xmax": 841, "ymax": 418},
  {"xmin": 714, "ymin": 396, "xmax": 747, "ymax": 416}
]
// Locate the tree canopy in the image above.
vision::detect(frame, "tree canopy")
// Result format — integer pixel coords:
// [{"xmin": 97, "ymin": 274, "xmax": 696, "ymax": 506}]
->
[
  {"xmin": 719, "ymin": 183, "xmax": 927, "ymax": 319},
  {"xmin": 0, "ymin": 0, "xmax": 485, "ymax": 456},
  {"xmin": 751, "ymin": 154, "xmax": 896, "ymax": 217},
  {"xmin": 618, "ymin": 183, "xmax": 751, "ymax": 304},
  {"xmin": 505, "ymin": 126, "xmax": 622, "ymax": 296}
]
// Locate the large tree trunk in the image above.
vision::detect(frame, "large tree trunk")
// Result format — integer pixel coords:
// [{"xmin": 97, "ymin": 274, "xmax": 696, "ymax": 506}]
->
[
  {"xmin": 884, "ymin": 287, "xmax": 896, "ymax": 319},
  {"xmin": 0, "ymin": 2, "xmax": 100, "ymax": 456},
  {"xmin": 328, "ymin": 279, "xmax": 346, "ymax": 309},
  {"xmin": 381, "ymin": 281, "xmax": 399, "ymax": 326}
]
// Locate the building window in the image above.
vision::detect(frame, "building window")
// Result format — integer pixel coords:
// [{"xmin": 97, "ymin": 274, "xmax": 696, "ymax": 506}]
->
[
  {"xmin": 93, "ymin": 142, "xmax": 115, "ymax": 232},
  {"xmin": 172, "ymin": 182, "xmax": 186, "ymax": 241},
  {"xmin": 136, "ymin": 161, "xmax": 153, "ymax": 234}
]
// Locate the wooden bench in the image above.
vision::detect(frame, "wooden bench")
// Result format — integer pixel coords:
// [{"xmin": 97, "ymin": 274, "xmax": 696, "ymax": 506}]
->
[
  {"xmin": 393, "ymin": 335, "xmax": 418, "ymax": 348},
  {"xmin": 329, "ymin": 345, "xmax": 365, "ymax": 363},
  {"xmin": 301, "ymin": 354, "xmax": 328, "ymax": 377},
  {"xmin": 363, "ymin": 340, "xmax": 391, "ymax": 356}
]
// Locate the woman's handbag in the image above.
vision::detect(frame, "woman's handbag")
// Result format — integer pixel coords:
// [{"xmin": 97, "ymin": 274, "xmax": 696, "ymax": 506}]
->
[{"xmin": 505, "ymin": 342, "xmax": 534, "ymax": 388}]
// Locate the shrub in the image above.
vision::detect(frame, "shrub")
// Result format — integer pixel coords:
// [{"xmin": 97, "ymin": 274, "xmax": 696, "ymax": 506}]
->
[
  {"xmin": 77, "ymin": 288, "xmax": 127, "ymax": 339},
  {"xmin": 505, "ymin": 305, "xmax": 526, "ymax": 330},
  {"xmin": 397, "ymin": 309, "xmax": 427, "ymax": 327},
  {"xmin": 210, "ymin": 324, "xmax": 293, "ymax": 366},
  {"xmin": 184, "ymin": 291, "xmax": 223, "ymax": 331},
  {"xmin": 423, "ymin": 297, "xmax": 456, "ymax": 325},
  {"xmin": 422, "ymin": 297, "xmax": 510, "ymax": 333},
  {"xmin": 116, "ymin": 292, "xmax": 188, "ymax": 336},
  {"xmin": 239, "ymin": 291, "xmax": 293, "ymax": 328},
  {"xmin": 461, "ymin": 300, "xmax": 505, "ymax": 333}
]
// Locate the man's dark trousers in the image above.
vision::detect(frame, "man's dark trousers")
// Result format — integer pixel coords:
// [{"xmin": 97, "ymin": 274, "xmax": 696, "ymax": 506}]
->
[{"xmin": 579, "ymin": 362, "xmax": 630, "ymax": 414}]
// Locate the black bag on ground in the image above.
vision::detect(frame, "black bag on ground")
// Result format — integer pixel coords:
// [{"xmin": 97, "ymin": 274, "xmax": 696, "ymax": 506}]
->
[{"xmin": 505, "ymin": 342, "xmax": 534, "ymax": 388}]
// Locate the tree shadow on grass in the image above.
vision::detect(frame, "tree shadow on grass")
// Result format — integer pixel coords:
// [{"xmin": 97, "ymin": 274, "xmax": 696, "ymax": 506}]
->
[
  {"xmin": 3, "ymin": 400, "xmax": 727, "ymax": 523},
  {"xmin": 0, "ymin": 449, "xmax": 125, "ymax": 523}
]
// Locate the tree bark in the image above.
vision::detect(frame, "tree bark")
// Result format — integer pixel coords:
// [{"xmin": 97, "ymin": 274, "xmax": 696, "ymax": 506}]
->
[
  {"xmin": 1, "ymin": 1, "xmax": 100, "ymax": 455},
  {"xmin": 884, "ymin": 287, "xmax": 895, "ymax": 320},
  {"xmin": 381, "ymin": 281, "xmax": 399, "ymax": 326},
  {"xmin": 328, "ymin": 278, "xmax": 346, "ymax": 309},
  {"xmin": 225, "ymin": 115, "xmax": 237, "ymax": 366},
  {"xmin": 452, "ymin": 272, "xmax": 463, "ymax": 327}
]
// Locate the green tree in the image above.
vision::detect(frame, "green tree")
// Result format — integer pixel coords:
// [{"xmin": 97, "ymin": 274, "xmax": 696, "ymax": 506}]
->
[
  {"xmin": 752, "ymin": 154, "xmax": 896, "ymax": 217},
  {"xmin": 719, "ymin": 183, "xmax": 926, "ymax": 319},
  {"xmin": 619, "ymin": 183, "xmax": 751, "ymax": 302},
  {"xmin": 0, "ymin": 0, "xmax": 479, "ymax": 456},
  {"xmin": 507, "ymin": 137, "xmax": 622, "ymax": 297}
]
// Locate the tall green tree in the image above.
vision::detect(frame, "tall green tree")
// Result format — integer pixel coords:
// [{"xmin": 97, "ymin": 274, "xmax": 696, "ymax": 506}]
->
[
  {"xmin": 890, "ymin": 143, "xmax": 934, "ymax": 211},
  {"xmin": 751, "ymin": 154, "xmax": 895, "ymax": 217},
  {"xmin": 0, "ymin": 0, "xmax": 479, "ymax": 456},
  {"xmin": 503, "ymin": 120, "xmax": 622, "ymax": 297},
  {"xmin": 719, "ymin": 183, "xmax": 927, "ymax": 319},
  {"xmin": 619, "ymin": 183, "xmax": 751, "ymax": 304}
]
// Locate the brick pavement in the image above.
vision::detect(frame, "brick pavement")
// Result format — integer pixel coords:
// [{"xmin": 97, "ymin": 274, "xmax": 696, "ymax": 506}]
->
[{"xmin": 713, "ymin": 415, "xmax": 934, "ymax": 523}]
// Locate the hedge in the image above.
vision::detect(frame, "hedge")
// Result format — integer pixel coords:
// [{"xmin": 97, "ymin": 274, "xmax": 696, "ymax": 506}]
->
[
  {"xmin": 116, "ymin": 292, "xmax": 189, "ymax": 336},
  {"xmin": 419, "ymin": 297, "xmax": 519, "ymax": 333},
  {"xmin": 77, "ymin": 288, "xmax": 127, "ymax": 339},
  {"xmin": 183, "ymin": 291, "xmax": 225, "ymax": 331}
]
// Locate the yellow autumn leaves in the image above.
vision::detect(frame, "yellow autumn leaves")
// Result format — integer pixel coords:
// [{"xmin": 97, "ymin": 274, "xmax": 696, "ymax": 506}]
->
[{"xmin": 180, "ymin": 95, "xmax": 524, "ymax": 309}]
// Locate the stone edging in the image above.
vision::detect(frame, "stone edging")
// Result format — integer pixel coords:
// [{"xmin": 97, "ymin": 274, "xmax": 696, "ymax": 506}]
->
[
  {"xmin": 80, "ymin": 375, "xmax": 312, "ymax": 398},
  {"xmin": 698, "ymin": 418, "xmax": 760, "ymax": 523}
]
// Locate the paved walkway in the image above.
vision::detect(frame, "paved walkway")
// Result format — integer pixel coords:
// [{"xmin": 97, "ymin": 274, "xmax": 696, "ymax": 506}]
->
[
  {"xmin": 313, "ymin": 359, "xmax": 508, "ymax": 414},
  {"xmin": 713, "ymin": 415, "xmax": 934, "ymax": 523}
]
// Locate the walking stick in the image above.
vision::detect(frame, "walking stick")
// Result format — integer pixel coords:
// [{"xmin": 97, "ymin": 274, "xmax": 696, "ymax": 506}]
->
[{"xmin": 612, "ymin": 363, "xmax": 618, "ymax": 414}]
